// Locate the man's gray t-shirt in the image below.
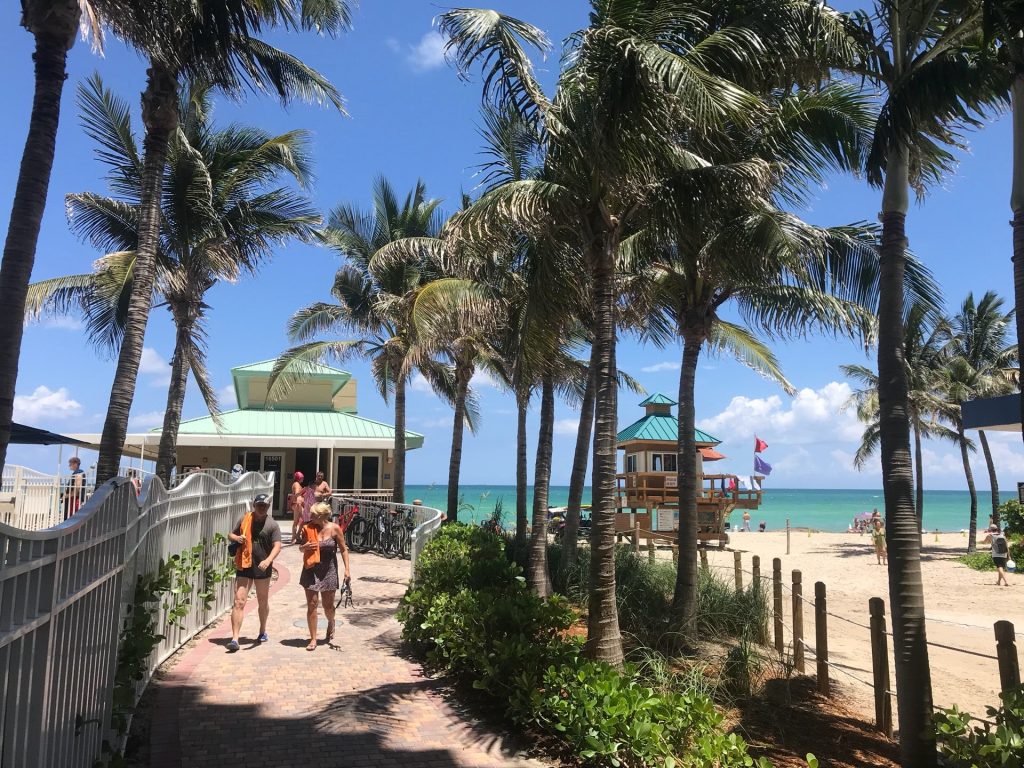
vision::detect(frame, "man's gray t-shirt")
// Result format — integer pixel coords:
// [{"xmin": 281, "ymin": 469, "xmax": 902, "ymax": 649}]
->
[{"xmin": 232, "ymin": 513, "xmax": 282, "ymax": 565}]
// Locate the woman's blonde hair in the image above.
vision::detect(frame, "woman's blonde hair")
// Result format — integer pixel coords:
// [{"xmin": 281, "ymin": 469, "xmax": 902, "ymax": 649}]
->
[{"xmin": 310, "ymin": 502, "xmax": 332, "ymax": 522}]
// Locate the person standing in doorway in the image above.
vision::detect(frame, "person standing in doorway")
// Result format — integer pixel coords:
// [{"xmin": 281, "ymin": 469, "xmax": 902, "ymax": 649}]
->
[
  {"xmin": 227, "ymin": 494, "xmax": 282, "ymax": 651},
  {"xmin": 289, "ymin": 471, "xmax": 306, "ymax": 542},
  {"xmin": 313, "ymin": 471, "xmax": 331, "ymax": 504},
  {"xmin": 62, "ymin": 457, "xmax": 87, "ymax": 519}
]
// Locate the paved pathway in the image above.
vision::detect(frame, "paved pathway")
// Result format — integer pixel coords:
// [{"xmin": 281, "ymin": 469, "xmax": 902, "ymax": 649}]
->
[{"xmin": 148, "ymin": 542, "xmax": 550, "ymax": 768}]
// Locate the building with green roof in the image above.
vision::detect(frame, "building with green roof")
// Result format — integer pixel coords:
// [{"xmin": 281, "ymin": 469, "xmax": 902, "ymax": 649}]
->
[{"xmin": 73, "ymin": 360, "xmax": 421, "ymax": 514}]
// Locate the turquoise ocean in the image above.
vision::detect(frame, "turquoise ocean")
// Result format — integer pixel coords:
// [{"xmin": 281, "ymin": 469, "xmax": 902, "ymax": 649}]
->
[{"xmin": 405, "ymin": 485, "xmax": 1017, "ymax": 532}]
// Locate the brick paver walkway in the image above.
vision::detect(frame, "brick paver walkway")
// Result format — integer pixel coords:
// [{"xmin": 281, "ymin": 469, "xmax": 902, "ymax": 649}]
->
[{"xmin": 148, "ymin": 543, "xmax": 550, "ymax": 768}]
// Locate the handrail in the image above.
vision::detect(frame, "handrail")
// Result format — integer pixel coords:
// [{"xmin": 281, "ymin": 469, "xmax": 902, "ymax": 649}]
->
[{"xmin": 332, "ymin": 495, "xmax": 443, "ymax": 580}]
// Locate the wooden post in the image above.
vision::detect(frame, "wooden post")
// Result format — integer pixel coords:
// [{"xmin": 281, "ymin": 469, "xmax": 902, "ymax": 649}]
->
[
  {"xmin": 751, "ymin": 554, "xmax": 760, "ymax": 587},
  {"xmin": 671, "ymin": 544, "xmax": 678, "ymax": 565},
  {"xmin": 994, "ymin": 620, "xmax": 1021, "ymax": 694},
  {"xmin": 869, "ymin": 597, "xmax": 893, "ymax": 737},
  {"xmin": 773, "ymin": 557, "xmax": 783, "ymax": 654},
  {"xmin": 815, "ymin": 581, "xmax": 829, "ymax": 695},
  {"xmin": 632, "ymin": 521, "xmax": 640, "ymax": 553},
  {"xmin": 647, "ymin": 534, "xmax": 655, "ymax": 564},
  {"xmin": 786, "ymin": 517, "xmax": 791, "ymax": 555},
  {"xmin": 699, "ymin": 548, "xmax": 708, "ymax": 571},
  {"xmin": 734, "ymin": 551, "xmax": 743, "ymax": 592},
  {"xmin": 792, "ymin": 570, "xmax": 804, "ymax": 673}
]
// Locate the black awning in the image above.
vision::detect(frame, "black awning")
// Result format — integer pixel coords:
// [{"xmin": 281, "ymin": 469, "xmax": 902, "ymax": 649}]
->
[
  {"xmin": 9, "ymin": 422, "xmax": 92, "ymax": 446},
  {"xmin": 961, "ymin": 394, "xmax": 1021, "ymax": 432}
]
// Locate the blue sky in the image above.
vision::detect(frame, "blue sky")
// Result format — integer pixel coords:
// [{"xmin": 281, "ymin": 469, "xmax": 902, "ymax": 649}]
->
[{"xmin": 2, "ymin": 2, "xmax": 1020, "ymax": 490}]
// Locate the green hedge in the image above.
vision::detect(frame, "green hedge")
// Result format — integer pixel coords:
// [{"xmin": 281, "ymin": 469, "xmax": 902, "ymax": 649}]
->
[
  {"xmin": 957, "ymin": 536, "xmax": 1024, "ymax": 572},
  {"xmin": 934, "ymin": 685, "xmax": 1024, "ymax": 766},
  {"xmin": 399, "ymin": 525, "xmax": 772, "ymax": 768}
]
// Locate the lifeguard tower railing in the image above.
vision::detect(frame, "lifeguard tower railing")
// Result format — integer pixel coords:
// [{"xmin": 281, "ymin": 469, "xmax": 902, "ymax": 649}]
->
[{"xmin": 615, "ymin": 472, "xmax": 764, "ymax": 509}]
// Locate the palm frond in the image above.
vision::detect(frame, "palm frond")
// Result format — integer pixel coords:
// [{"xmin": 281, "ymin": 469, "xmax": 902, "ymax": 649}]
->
[{"xmin": 707, "ymin": 320, "xmax": 794, "ymax": 394}]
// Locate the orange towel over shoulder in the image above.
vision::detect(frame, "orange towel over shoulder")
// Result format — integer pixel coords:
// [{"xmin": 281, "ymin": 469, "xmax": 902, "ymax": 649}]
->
[
  {"xmin": 302, "ymin": 524, "xmax": 321, "ymax": 569},
  {"xmin": 234, "ymin": 512, "xmax": 254, "ymax": 569}
]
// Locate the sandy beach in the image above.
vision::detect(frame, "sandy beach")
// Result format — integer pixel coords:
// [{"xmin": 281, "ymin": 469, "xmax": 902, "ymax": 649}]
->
[{"xmin": 690, "ymin": 530, "xmax": 1021, "ymax": 721}]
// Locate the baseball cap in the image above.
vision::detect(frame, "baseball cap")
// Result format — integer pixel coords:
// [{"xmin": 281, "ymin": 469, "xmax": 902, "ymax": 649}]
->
[{"xmin": 252, "ymin": 494, "xmax": 270, "ymax": 507}]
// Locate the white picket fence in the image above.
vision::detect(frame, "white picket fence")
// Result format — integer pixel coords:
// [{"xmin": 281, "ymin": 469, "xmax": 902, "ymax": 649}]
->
[{"xmin": 0, "ymin": 469, "xmax": 273, "ymax": 768}]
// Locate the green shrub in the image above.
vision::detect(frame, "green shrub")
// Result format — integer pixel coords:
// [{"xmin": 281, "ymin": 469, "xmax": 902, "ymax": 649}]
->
[
  {"xmin": 933, "ymin": 685, "xmax": 1024, "ymax": 767},
  {"xmin": 402, "ymin": 526, "xmax": 774, "ymax": 767},
  {"xmin": 957, "ymin": 537, "xmax": 1024, "ymax": 573},
  {"xmin": 999, "ymin": 499, "xmax": 1024, "ymax": 536}
]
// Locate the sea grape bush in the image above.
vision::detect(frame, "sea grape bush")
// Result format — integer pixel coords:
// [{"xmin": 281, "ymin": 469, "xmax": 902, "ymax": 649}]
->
[
  {"xmin": 399, "ymin": 524, "xmax": 775, "ymax": 767},
  {"xmin": 933, "ymin": 686, "xmax": 1024, "ymax": 767}
]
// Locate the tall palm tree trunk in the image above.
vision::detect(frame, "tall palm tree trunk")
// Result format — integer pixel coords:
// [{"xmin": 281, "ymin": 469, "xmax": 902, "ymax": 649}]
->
[
  {"xmin": 914, "ymin": 421, "xmax": 924, "ymax": 531},
  {"xmin": 877, "ymin": 146, "xmax": 936, "ymax": 767},
  {"xmin": 0, "ymin": 6, "xmax": 79, "ymax": 478},
  {"xmin": 959, "ymin": 422, "xmax": 979, "ymax": 552},
  {"xmin": 563, "ymin": 359, "xmax": 596, "ymax": 576},
  {"xmin": 671, "ymin": 328, "xmax": 702, "ymax": 639},
  {"xmin": 393, "ymin": 372, "xmax": 406, "ymax": 504},
  {"xmin": 585, "ymin": 236, "xmax": 623, "ymax": 667},
  {"xmin": 516, "ymin": 391, "xmax": 529, "ymax": 544},
  {"xmin": 1012, "ymin": 76, "xmax": 1024, "ymax": 452},
  {"xmin": 96, "ymin": 66, "xmax": 179, "ymax": 484},
  {"xmin": 528, "ymin": 373, "xmax": 554, "ymax": 597},
  {"xmin": 979, "ymin": 429, "xmax": 999, "ymax": 526},
  {"xmin": 155, "ymin": 311, "xmax": 193, "ymax": 485},
  {"xmin": 446, "ymin": 362, "xmax": 471, "ymax": 523}
]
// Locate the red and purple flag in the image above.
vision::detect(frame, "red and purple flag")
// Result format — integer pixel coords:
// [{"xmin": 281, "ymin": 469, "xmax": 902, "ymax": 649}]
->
[{"xmin": 754, "ymin": 436, "xmax": 768, "ymax": 453}]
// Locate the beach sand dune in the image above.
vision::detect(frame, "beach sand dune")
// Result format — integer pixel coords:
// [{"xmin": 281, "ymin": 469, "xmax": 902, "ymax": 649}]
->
[{"xmin": 695, "ymin": 531, "xmax": 1020, "ymax": 721}]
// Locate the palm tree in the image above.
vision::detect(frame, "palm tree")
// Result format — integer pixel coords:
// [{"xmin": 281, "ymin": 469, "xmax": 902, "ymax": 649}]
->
[
  {"xmin": 0, "ymin": 1, "xmax": 103, "ymax": 478},
  {"xmin": 846, "ymin": 4, "xmax": 1008, "ymax": 760},
  {"xmin": 437, "ymin": 1, "xmax": 782, "ymax": 666},
  {"xmin": 843, "ymin": 304, "xmax": 955, "ymax": 529},
  {"xmin": 89, "ymin": 0, "xmax": 349, "ymax": 484},
  {"xmin": 271, "ymin": 178, "xmax": 448, "ymax": 505},
  {"xmin": 946, "ymin": 291, "xmax": 1018, "ymax": 545},
  {"xmin": 26, "ymin": 77, "xmax": 320, "ymax": 486}
]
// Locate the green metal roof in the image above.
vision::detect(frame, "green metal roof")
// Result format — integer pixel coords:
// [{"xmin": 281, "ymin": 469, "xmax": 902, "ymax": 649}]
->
[
  {"xmin": 231, "ymin": 359, "xmax": 349, "ymax": 377},
  {"xmin": 151, "ymin": 408, "xmax": 423, "ymax": 449},
  {"xmin": 639, "ymin": 393, "xmax": 677, "ymax": 406},
  {"xmin": 232, "ymin": 358, "xmax": 352, "ymax": 409},
  {"xmin": 616, "ymin": 414, "xmax": 719, "ymax": 446}
]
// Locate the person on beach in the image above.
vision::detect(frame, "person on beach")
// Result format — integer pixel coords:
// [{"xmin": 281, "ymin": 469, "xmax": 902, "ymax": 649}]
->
[
  {"xmin": 289, "ymin": 471, "xmax": 306, "ymax": 542},
  {"xmin": 979, "ymin": 524, "xmax": 1012, "ymax": 587},
  {"xmin": 871, "ymin": 518, "xmax": 887, "ymax": 565},
  {"xmin": 742, "ymin": 510, "xmax": 751, "ymax": 532},
  {"xmin": 298, "ymin": 502, "xmax": 351, "ymax": 650},
  {"xmin": 313, "ymin": 471, "xmax": 331, "ymax": 503},
  {"xmin": 227, "ymin": 494, "xmax": 282, "ymax": 651}
]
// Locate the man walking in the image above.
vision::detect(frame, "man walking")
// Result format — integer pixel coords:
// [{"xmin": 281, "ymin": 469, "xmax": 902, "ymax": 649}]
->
[
  {"xmin": 227, "ymin": 493, "xmax": 282, "ymax": 651},
  {"xmin": 62, "ymin": 456, "xmax": 87, "ymax": 519}
]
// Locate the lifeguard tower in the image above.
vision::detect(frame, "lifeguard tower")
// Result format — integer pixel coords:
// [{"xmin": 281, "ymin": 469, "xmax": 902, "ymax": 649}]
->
[{"xmin": 615, "ymin": 394, "xmax": 763, "ymax": 547}]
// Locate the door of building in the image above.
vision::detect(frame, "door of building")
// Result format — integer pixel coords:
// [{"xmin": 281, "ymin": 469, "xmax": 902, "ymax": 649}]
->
[
  {"xmin": 360, "ymin": 455, "xmax": 380, "ymax": 490},
  {"xmin": 261, "ymin": 454, "xmax": 284, "ymax": 513},
  {"xmin": 336, "ymin": 455, "xmax": 356, "ymax": 489}
]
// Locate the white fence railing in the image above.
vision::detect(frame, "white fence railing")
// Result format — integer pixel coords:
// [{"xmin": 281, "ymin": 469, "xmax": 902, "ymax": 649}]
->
[
  {"xmin": 332, "ymin": 495, "xmax": 443, "ymax": 579},
  {"xmin": 0, "ymin": 469, "xmax": 273, "ymax": 768}
]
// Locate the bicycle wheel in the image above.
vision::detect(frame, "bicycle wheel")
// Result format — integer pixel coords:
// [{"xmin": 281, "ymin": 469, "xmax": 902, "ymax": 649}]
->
[{"xmin": 348, "ymin": 517, "xmax": 370, "ymax": 550}]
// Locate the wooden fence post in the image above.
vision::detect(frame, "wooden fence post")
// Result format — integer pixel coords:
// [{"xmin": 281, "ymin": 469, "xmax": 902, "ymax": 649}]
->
[
  {"xmin": 751, "ymin": 555, "xmax": 760, "ymax": 587},
  {"xmin": 632, "ymin": 521, "xmax": 640, "ymax": 553},
  {"xmin": 773, "ymin": 557, "xmax": 783, "ymax": 654},
  {"xmin": 815, "ymin": 581, "xmax": 829, "ymax": 695},
  {"xmin": 786, "ymin": 517, "xmax": 791, "ymax": 555},
  {"xmin": 994, "ymin": 620, "xmax": 1021, "ymax": 694},
  {"xmin": 869, "ymin": 597, "xmax": 893, "ymax": 737},
  {"xmin": 647, "ymin": 534, "xmax": 656, "ymax": 564},
  {"xmin": 734, "ymin": 551, "xmax": 743, "ymax": 592},
  {"xmin": 792, "ymin": 570, "xmax": 804, "ymax": 673},
  {"xmin": 700, "ymin": 548, "xmax": 708, "ymax": 571}
]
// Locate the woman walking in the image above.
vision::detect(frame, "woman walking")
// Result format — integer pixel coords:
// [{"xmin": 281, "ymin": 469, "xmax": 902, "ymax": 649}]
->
[
  {"xmin": 298, "ymin": 502, "xmax": 351, "ymax": 650},
  {"xmin": 289, "ymin": 471, "xmax": 306, "ymax": 542},
  {"xmin": 871, "ymin": 518, "xmax": 888, "ymax": 566}
]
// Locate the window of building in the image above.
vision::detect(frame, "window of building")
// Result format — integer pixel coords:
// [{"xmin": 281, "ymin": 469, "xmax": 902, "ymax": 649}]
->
[
  {"xmin": 625, "ymin": 454, "xmax": 638, "ymax": 473},
  {"xmin": 650, "ymin": 453, "xmax": 677, "ymax": 472}
]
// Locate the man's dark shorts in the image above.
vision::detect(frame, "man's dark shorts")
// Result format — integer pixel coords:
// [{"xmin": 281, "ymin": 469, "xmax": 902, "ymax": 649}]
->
[
  {"xmin": 236, "ymin": 565, "xmax": 273, "ymax": 580},
  {"xmin": 994, "ymin": 556, "xmax": 1008, "ymax": 569}
]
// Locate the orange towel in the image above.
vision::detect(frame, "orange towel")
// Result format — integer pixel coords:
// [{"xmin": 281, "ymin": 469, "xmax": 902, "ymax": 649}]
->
[
  {"xmin": 302, "ymin": 524, "xmax": 321, "ymax": 569},
  {"xmin": 234, "ymin": 512, "xmax": 254, "ymax": 570}
]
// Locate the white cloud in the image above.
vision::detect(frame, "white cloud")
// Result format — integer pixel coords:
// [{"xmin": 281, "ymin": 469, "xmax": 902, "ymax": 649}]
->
[
  {"xmin": 641, "ymin": 361, "xmax": 680, "ymax": 373},
  {"xmin": 129, "ymin": 411, "xmax": 165, "ymax": 430},
  {"xmin": 405, "ymin": 31, "xmax": 446, "ymax": 72},
  {"xmin": 554, "ymin": 417, "xmax": 580, "ymax": 436},
  {"xmin": 218, "ymin": 385, "xmax": 237, "ymax": 410},
  {"xmin": 699, "ymin": 381, "xmax": 862, "ymax": 447},
  {"xmin": 14, "ymin": 385, "xmax": 82, "ymax": 422},
  {"xmin": 410, "ymin": 373, "xmax": 433, "ymax": 393},
  {"xmin": 413, "ymin": 416, "xmax": 452, "ymax": 429},
  {"xmin": 139, "ymin": 347, "xmax": 171, "ymax": 386},
  {"xmin": 471, "ymin": 370, "xmax": 501, "ymax": 389}
]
